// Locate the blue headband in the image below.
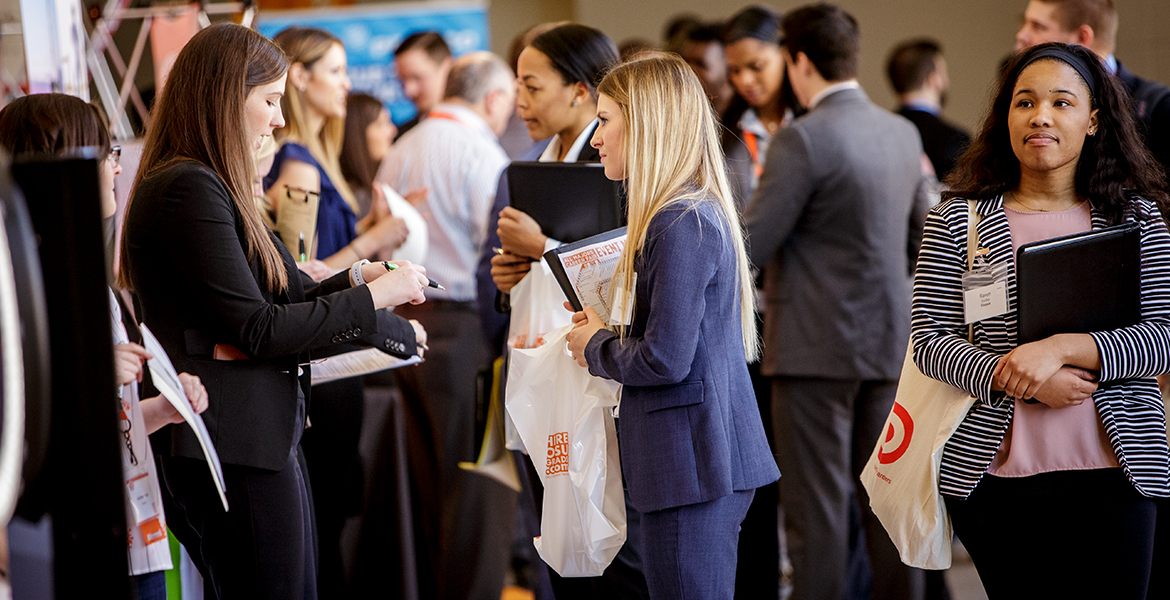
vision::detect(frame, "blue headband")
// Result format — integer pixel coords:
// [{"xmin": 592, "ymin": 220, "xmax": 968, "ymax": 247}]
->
[{"xmin": 1017, "ymin": 45, "xmax": 1099, "ymax": 98}]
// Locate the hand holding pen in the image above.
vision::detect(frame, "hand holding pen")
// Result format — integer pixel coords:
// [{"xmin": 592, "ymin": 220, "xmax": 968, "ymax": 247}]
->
[
  {"xmin": 382, "ymin": 260, "xmax": 444, "ymax": 290},
  {"xmin": 365, "ymin": 260, "xmax": 429, "ymax": 308}
]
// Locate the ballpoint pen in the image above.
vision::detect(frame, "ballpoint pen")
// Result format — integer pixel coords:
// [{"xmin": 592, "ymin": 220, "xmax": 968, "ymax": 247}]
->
[
  {"xmin": 382, "ymin": 260, "xmax": 445, "ymax": 290},
  {"xmin": 492, "ymin": 246, "xmax": 538, "ymax": 262},
  {"xmin": 298, "ymin": 232, "xmax": 307, "ymax": 262}
]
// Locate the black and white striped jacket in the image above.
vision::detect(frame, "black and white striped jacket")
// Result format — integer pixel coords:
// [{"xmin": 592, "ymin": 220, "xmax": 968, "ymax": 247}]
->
[{"xmin": 911, "ymin": 195, "xmax": 1170, "ymax": 499}]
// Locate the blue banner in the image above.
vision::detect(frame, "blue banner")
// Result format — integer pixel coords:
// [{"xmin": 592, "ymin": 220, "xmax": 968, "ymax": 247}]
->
[{"xmin": 257, "ymin": 1, "xmax": 489, "ymax": 124}]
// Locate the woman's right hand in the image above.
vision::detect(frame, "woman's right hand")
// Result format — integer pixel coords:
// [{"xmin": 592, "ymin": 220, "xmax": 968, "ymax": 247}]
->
[
  {"xmin": 114, "ymin": 343, "xmax": 152, "ymax": 386},
  {"xmin": 1030, "ymin": 366, "xmax": 1098, "ymax": 409},
  {"xmin": 491, "ymin": 252, "xmax": 532, "ymax": 294},
  {"xmin": 498, "ymin": 207, "xmax": 547, "ymax": 259},
  {"xmin": 366, "ymin": 260, "xmax": 428, "ymax": 308}
]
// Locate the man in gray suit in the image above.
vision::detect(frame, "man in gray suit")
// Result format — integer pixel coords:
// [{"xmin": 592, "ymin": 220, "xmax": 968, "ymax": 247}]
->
[{"xmin": 743, "ymin": 4, "xmax": 932, "ymax": 600}]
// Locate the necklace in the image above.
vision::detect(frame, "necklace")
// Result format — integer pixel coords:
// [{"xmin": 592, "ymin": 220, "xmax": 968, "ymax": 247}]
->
[{"xmin": 1008, "ymin": 193, "xmax": 1084, "ymax": 213}]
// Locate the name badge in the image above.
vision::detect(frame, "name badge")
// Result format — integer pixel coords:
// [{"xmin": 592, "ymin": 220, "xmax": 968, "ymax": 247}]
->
[
  {"xmin": 126, "ymin": 472, "xmax": 168, "ymax": 546},
  {"xmin": 961, "ymin": 257, "xmax": 1009, "ymax": 324},
  {"xmin": 608, "ymin": 273, "xmax": 636, "ymax": 326}
]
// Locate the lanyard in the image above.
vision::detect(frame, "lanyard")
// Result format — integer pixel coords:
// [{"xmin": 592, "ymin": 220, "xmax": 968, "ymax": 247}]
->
[
  {"xmin": 742, "ymin": 131, "xmax": 764, "ymax": 178},
  {"xmin": 427, "ymin": 111, "xmax": 472, "ymax": 130}
]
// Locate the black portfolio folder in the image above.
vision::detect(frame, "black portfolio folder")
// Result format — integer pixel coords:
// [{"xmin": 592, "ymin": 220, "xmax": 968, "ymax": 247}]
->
[
  {"xmin": 1015, "ymin": 222, "xmax": 1141, "ymax": 344},
  {"xmin": 506, "ymin": 162, "xmax": 624, "ymax": 244}
]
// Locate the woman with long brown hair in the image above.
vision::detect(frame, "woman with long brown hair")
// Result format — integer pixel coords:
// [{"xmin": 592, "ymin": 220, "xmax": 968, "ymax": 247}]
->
[
  {"xmin": 0, "ymin": 92, "xmax": 210, "ymax": 600},
  {"xmin": 119, "ymin": 23, "xmax": 428, "ymax": 599}
]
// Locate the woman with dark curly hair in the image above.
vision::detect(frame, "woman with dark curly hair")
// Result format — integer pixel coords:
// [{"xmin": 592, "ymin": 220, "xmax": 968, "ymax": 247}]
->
[{"xmin": 912, "ymin": 42, "xmax": 1170, "ymax": 599}]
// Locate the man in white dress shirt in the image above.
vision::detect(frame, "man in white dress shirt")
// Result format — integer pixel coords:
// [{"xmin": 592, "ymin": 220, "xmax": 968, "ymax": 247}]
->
[{"xmin": 375, "ymin": 52, "xmax": 516, "ymax": 600}]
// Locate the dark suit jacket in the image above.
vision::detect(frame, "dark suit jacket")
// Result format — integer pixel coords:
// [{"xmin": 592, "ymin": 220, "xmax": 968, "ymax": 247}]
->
[
  {"xmin": 584, "ymin": 199, "xmax": 780, "ymax": 513},
  {"xmin": 1117, "ymin": 61, "xmax": 1170, "ymax": 185},
  {"xmin": 124, "ymin": 161, "xmax": 415, "ymax": 471},
  {"xmin": 475, "ymin": 130, "xmax": 602, "ymax": 354},
  {"xmin": 898, "ymin": 106, "xmax": 970, "ymax": 181},
  {"xmin": 744, "ymin": 87, "xmax": 932, "ymax": 381}
]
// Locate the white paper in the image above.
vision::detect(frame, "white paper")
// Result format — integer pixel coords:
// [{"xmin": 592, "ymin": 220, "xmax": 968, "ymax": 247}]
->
[
  {"xmin": 554, "ymin": 234, "xmax": 627, "ymax": 323},
  {"xmin": 310, "ymin": 348, "xmax": 422, "ymax": 385},
  {"xmin": 963, "ymin": 281, "xmax": 1009, "ymax": 324},
  {"xmin": 139, "ymin": 324, "xmax": 229, "ymax": 512}
]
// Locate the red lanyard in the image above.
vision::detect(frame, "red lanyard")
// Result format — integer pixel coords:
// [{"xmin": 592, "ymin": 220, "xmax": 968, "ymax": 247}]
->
[
  {"xmin": 743, "ymin": 131, "xmax": 764, "ymax": 178},
  {"xmin": 427, "ymin": 111, "xmax": 470, "ymax": 130}
]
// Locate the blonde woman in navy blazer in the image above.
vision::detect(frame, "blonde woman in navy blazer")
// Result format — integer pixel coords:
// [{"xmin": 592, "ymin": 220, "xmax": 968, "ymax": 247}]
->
[
  {"xmin": 566, "ymin": 53, "xmax": 779, "ymax": 599},
  {"xmin": 912, "ymin": 43, "xmax": 1170, "ymax": 599}
]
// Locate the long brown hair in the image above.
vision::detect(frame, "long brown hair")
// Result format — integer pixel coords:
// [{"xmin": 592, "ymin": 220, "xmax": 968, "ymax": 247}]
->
[
  {"xmin": 118, "ymin": 23, "xmax": 290, "ymax": 291},
  {"xmin": 0, "ymin": 94, "xmax": 111, "ymax": 158},
  {"xmin": 339, "ymin": 92, "xmax": 385, "ymax": 194},
  {"xmin": 272, "ymin": 27, "xmax": 358, "ymax": 214}
]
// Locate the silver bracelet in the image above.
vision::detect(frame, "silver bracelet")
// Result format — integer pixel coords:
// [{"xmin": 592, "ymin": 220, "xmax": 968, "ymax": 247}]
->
[{"xmin": 350, "ymin": 259, "xmax": 371, "ymax": 287}]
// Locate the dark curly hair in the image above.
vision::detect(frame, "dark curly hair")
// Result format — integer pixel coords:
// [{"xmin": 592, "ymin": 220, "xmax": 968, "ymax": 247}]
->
[{"xmin": 943, "ymin": 42, "xmax": 1169, "ymax": 225}]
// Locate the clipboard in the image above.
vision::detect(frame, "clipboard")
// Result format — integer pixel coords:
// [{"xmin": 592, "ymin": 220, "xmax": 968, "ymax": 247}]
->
[
  {"xmin": 1015, "ymin": 221, "xmax": 1140, "ymax": 344},
  {"xmin": 507, "ymin": 162, "xmax": 624, "ymax": 244}
]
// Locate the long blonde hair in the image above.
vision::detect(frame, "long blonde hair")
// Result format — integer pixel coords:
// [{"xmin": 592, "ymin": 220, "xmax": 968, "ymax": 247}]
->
[
  {"xmin": 597, "ymin": 52, "xmax": 759, "ymax": 361},
  {"xmin": 271, "ymin": 27, "xmax": 359, "ymax": 214},
  {"xmin": 119, "ymin": 23, "xmax": 290, "ymax": 292}
]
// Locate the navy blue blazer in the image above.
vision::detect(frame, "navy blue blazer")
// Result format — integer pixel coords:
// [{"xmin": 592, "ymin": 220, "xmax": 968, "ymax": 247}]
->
[{"xmin": 583, "ymin": 198, "xmax": 780, "ymax": 513}]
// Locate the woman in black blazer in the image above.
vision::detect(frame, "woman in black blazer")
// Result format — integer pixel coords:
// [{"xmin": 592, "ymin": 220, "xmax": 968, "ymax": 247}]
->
[{"xmin": 119, "ymin": 24, "xmax": 428, "ymax": 599}]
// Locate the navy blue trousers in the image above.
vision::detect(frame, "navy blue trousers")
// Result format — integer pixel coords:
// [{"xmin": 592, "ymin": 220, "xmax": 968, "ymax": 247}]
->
[{"xmin": 639, "ymin": 490, "xmax": 755, "ymax": 599}]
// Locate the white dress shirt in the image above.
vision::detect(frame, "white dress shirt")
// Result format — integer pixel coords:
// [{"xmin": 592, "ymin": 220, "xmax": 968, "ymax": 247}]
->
[{"xmin": 377, "ymin": 102, "xmax": 509, "ymax": 301}]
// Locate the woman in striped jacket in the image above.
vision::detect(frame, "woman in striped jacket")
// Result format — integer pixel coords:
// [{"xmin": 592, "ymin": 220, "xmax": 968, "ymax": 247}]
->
[{"xmin": 911, "ymin": 42, "xmax": 1170, "ymax": 599}]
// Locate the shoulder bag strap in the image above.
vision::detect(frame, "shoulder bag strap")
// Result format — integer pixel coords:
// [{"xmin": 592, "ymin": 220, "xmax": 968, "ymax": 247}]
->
[{"xmin": 966, "ymin": 200, "xmax": 983, "ymax": 343}]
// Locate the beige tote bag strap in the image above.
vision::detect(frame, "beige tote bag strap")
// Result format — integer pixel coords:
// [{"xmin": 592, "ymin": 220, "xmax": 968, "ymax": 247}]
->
[{"xmin": 965, "ymin": 200, "xmax": 983, "ymax": 343}]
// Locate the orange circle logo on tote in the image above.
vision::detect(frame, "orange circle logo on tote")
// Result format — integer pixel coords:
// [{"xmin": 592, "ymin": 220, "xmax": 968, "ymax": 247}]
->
[{"xmin": 877, "ymin": 402, "xmax": 914, "ymax": 464}]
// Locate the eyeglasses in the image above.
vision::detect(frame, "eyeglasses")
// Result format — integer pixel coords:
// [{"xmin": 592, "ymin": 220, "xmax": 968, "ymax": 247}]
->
[
  {"xmin": 107, "ymin": 145, "xmax": 121, "ymax": 166},
  {"xmin": 284, "ymin": 184, "xmax": 320, "ymax": 203}
]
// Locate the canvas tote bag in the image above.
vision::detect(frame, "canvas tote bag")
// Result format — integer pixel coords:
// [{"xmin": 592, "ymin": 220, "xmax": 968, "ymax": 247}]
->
[{"xmin": 860, "ymin": 200, "xmax": 982, "ymax": 570}]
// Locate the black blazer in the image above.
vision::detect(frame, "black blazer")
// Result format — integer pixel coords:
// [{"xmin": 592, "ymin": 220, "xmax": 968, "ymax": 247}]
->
[
  {"xmin": 897, "ymin": 106, "xmax": 970, "ymax": 181},
  {"xmin": 124, "ymin": 160, "xmax": 415, "ymax": 471},
  {"xmin": 1117, "ymin": 61, "xmax": 1170, "ymax": 185}
]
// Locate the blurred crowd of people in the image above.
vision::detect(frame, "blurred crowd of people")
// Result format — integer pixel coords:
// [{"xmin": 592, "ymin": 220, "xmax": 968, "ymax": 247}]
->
[{"xmin": 6, "ymin": 0, "xmax": 1170, "ymax": 599}]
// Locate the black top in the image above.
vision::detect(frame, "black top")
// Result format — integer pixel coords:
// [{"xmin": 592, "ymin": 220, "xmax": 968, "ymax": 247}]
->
[
  {"xmin": 897, "ymin": 106, "xmax": 971, "ymax": 181},
  {"xmin": 1117, "ymin": 61, "xmax": 1170, "ymax": 186},
  {"xmin": 124, "ymin": 160, "xmax": 416, "ymax": 470}
]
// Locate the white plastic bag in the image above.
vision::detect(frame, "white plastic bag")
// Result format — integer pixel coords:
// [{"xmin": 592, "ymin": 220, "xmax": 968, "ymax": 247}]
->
[
  {"xmin": 508, "ymin": 258, "xmax": 573, "ymax": 350},
  {"xmin": 505, "ymin": 324, "xmax": 626, "ymax": 577},
  {"xmin": 859, "ymin": 345, "xmax": 977, "ymax": 569},
  {"xmin": 503, "ymin": 259, "xmax": 574, "ymax": 452}
]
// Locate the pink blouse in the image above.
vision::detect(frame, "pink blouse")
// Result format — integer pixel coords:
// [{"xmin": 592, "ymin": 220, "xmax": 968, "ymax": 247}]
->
[{"xmin": 987, "ymin": 201, "xmax": 1119, "ymax": 477}]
